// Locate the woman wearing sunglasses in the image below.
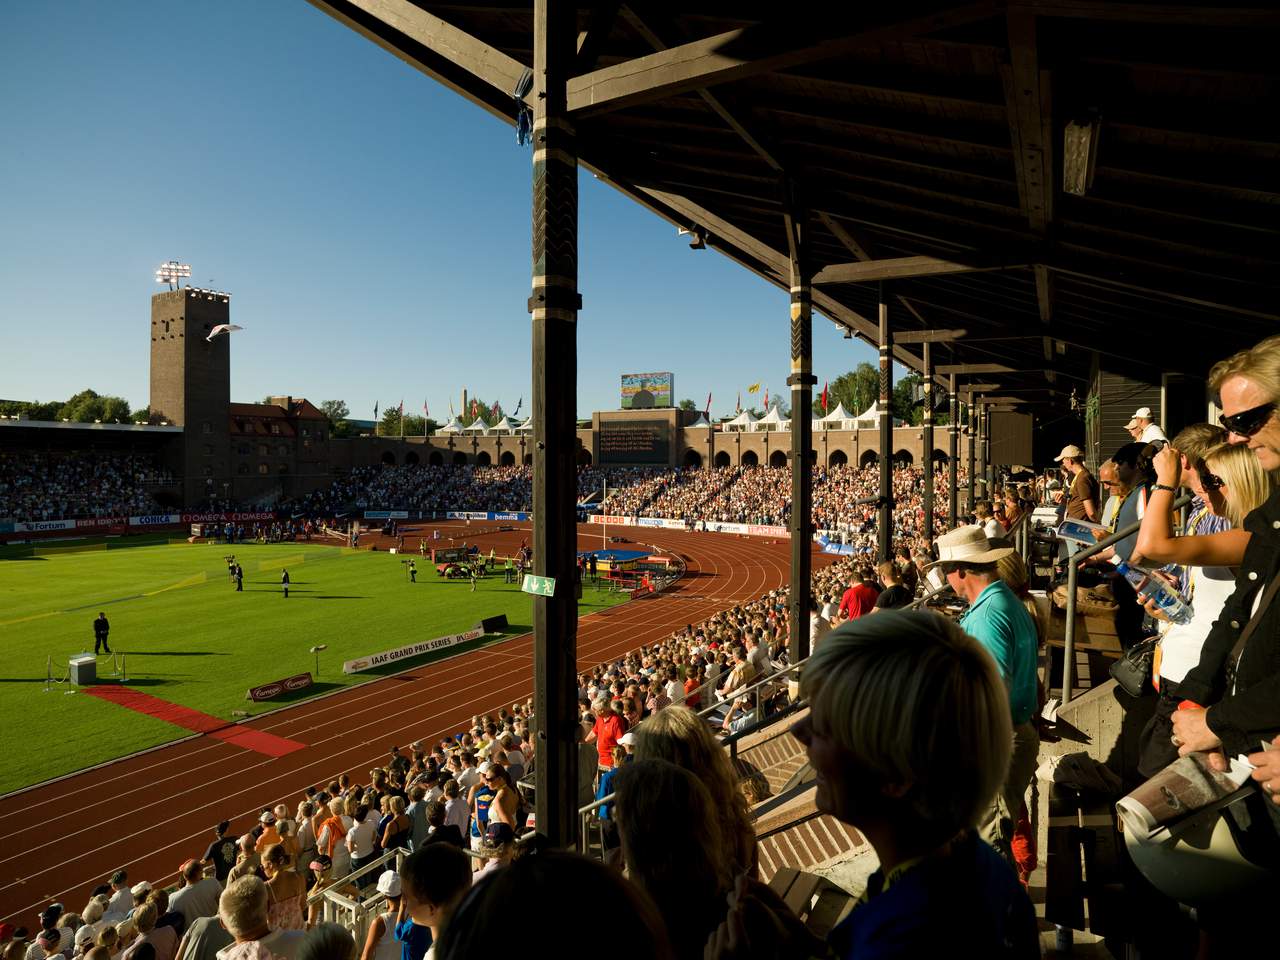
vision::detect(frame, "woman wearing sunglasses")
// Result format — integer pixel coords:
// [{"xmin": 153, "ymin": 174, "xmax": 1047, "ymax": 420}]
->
[
  {"xmin": 1167, "ymin": 336, "xmax": 1280, "ymax": 818},
  {"xmin": 1134, "ymin": 429, "xmax": 1275, "ymax": 776}
]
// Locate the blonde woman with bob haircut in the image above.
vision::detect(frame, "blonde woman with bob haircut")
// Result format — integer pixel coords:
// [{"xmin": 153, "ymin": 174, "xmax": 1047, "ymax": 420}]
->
[
  {"xmin": 706, "ymin": 611, "xmax": 1037, "ymax": 959},
  {"xmin": 632, "ymin": 706, "xmax": 758, "ymax": 878}
]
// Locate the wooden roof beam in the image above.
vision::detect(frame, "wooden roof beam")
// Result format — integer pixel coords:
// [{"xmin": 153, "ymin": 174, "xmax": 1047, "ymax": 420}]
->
[
  {"xmin": 305, "ymin": 0, "xmax": 525, "ymax": 123},
  {"xmin": 813, "ymin": 254, "xmax": 1029, "ymax": 285},
  {"xmin": 566, "ymin": 4, "xmax": 997, "ymax": 118},
  {"xmin": 937, "ymin": 363, "xmax": 1016, "ymax": 375},
  {"xmin": 1010, "ymin": 2, "xmax": 1280, "ymax": 26}
]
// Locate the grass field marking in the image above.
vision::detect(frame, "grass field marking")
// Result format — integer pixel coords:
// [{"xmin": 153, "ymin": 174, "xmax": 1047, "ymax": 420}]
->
[
  {"xmin": 142, "ymin": 571, "xmax": 208, "ymax": 597},
  {"xmin": 0, "ymin": 610, "xmax": 62, "ymax": 629},
  {"xmin": 33, "ymin": 542, "xmax": 108, "ymax": 557},
  {"xmin": 258, "ymin": 553, "xmax": 305, "ymax": 572}
]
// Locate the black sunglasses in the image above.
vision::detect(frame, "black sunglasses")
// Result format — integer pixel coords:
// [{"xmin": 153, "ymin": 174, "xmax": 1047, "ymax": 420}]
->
[
  {"xmin": 1199, "ymin": 470, "xmax": 1225, "ymax": 492},
  {"xmin": 1219, "ymin": 401, "xmax": 1276, "ymax": 438}
]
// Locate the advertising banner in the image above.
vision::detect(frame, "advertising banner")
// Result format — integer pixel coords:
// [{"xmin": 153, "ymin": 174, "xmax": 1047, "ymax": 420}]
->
[
  {"xmin": 747, "ymin": 524, "xmax": 790, "ymax": 538},
  {"xmin": 342, "ymin": 627, "xmax": 485, "ymax": 674},
  {"xmin": 588, "ymin": 515, "xmax": 633, "ymax": 526},
  {"xmin": 246, "ymin": 672, "xmax": 314, "ymax": 702},
  {"xmin": 181, "ymin": 511, "xmax": 276, "ymax": 524},
  {"xmin": 364, "ymin": 511, "xmax": 410, "ymax": 520},
  {"xmin": 490, "ymin": 512, "xmax": 529, "ymax": 521},
  {"xmin": 77, "ymin": 517, "xmax": 128, "ymax": 529},
  {"xmin": 0, "ymin": 522, "xmax": 12, "ymax": 534},
  {"xmin": 15, "ymin": 519, "xmax": 78, "ymax": 533},
  {"xmin": 129, "ymin": 514, "xmax": 182, "ymax": 527}
]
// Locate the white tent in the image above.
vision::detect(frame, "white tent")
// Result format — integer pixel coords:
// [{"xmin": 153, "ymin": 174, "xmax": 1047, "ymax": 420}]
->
[
  {"xmin": 686, "ymin": 411, "xmax": 712, "ymax": 428},
  {"xmin": 852, "ymin": 401, "xmax": 904, "ymax": 428},
  {"xmin": 437, "ymin": 417, "xmax": 464, "ymax": 434},
  {"xmin": 516, "ymin": 417, "xmax": 533, "ymax": 432},
  {"xmin": 462, "ymin": 419, "xmax": 489, "ymax": 434},
  {"xmin": 757, "ymin": 405, "xmax": 790, "ymax": 431},
  {"xmin": 813, "ymin": 401, "xmax": 855, "ymax": 431},
  {"xmin": 489, "ymin": 415, "xmax": 521, "ymax": 434},
  {"xmin": 722, "ymin": 409, "xmax": 759, "ymax": 431}
]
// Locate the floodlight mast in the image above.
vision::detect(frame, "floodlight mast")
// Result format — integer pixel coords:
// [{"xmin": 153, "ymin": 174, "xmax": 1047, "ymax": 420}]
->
[{"xmin": 155, "ymin": 261, "xmax": 191, "ymax": 291}]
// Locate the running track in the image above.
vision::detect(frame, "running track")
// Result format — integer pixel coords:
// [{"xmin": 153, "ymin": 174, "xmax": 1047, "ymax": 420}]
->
[{"xmin": 0, "ymin": 523, "xmax": 831, "ymax": 924}]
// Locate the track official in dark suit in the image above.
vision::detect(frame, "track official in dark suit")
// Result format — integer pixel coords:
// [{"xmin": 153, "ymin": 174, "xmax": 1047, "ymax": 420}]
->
[{"xmin": 94, "ymin": 612, "xmax": 111, "ymax": 655}]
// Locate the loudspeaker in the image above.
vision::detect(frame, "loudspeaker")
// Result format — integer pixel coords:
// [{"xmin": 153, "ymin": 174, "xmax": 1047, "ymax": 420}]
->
[{"xmin": 477, "ymin": 614, "xmax": 509, "ymax": 633}]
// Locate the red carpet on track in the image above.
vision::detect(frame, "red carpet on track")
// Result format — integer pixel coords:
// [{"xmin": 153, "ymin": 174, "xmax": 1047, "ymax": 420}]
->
[{"xmin": 84, "ymin": 687, "xmax": 306, "ymax": 758}]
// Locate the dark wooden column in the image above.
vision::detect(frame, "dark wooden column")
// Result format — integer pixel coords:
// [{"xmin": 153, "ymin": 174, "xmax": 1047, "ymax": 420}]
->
[
  {"xmin": 922, "ymin": 340, "xmax": 934, "ymax": 546},
  {"xmin": 530, "ymin": 0, "xmax": 579, "ymax": 850},
  {"xmin": 948, "ymin": 373, "xmax": 959, "ymax": 527},
  {"xmin": 877, "ymin": 282, "xmax": 893, "ymax": 561},
  {"xmin": 785, "ymin": 196, "xmax": 814, "ymax": 663},
  {"xmin": 966, "ymin": 398, "xmax": 977, "ymax": 514},
  {"xmin": 984, "ymin": 405, "xmax": 994, "ymax": 493},
  {"xmin": 975, "ymin": 397, "xmax": 986, "ymax": 507}
]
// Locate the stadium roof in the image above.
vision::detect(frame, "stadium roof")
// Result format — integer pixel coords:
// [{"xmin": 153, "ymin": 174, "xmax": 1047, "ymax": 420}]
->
[
  {"xmin": 0, "ymin": 418, "xmax": 182, "ymax": 434},
  {"xmin": 307, "ymin": 0, "xmax": 1280, "ymax": 413}
]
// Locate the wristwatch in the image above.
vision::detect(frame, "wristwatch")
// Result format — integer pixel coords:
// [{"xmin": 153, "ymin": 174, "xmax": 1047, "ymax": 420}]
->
[{"xmin": 1152, "ymin": 483, "xmax": 1177, "ymax": 493}]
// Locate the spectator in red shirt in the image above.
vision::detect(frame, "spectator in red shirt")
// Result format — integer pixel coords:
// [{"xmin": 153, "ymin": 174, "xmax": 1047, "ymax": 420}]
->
[
  {"xmin": 584, "ymin": 697, "xmax": 626, "ymax": 770},
  {"xmin": 838, "ymin": 567, "xmax": 881, "ymax": 620}
]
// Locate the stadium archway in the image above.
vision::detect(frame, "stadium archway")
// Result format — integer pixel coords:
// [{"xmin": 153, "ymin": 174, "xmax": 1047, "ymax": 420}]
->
[
  {"xmin": 741, "ymin": 451, "xmax": 759, "ymax": 467},
  {"xmin": 404, "ymin": 451, "xmax": 420, "ymax": 466},
  {"xmin": 713, "ymin": 451, "xmax": 731, "ymax": 468},
  {"xmin": 476, "ymin": 451, "xmax": 491, "ymax": 466},
  {"xmin": 500, "ymin": 451, "xmax": 515, "ymax": 466},
  {"xmin": 932, "ymin": 449, "xmax": 949, "ymax": 464},
  {"xmin": 428, "ymin": 451, "xmax": 444, "ymax": 467},
  {"xmin": 452, "ymin": 451, "xmax": 468, "ymax": 465},
  {"xmin": 381, "ymin": 451, "xmax": 396, "ymax": 466},
  {"xmin": 683, "ymin": 449, "xmax": 702, "ymax": 468},
  {"xmin": 769, "ymin": 450, "xmax": 788, "ymax": 468},
  {"xmin": 892, "ymin": 449, "xmax": 914, "ymax": 466},
  {"xmin": 828, "ymin": 450, "xmax": 848, "ymax": 467},
  {"xmin": 860, "ymin": 450, "xmax": 879, "ymax": 468}
]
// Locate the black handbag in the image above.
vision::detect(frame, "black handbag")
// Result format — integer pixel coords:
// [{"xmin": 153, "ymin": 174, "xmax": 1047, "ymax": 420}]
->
[{"xmin": 1110, "ymin": 634, "xmax": 1160, "ymax": 698}]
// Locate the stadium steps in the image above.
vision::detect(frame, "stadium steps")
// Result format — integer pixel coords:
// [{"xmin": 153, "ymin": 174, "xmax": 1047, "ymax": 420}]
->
[{"xmin": 730, "ymin": 713, "xmax": 809, "ymax": 798}]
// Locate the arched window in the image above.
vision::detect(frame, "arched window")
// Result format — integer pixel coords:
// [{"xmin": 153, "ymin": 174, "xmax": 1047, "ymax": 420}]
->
[
  {"xmin": 713, "ymin": 451, "xmax": 731, "ymax": 468},
  {"xmin": 769, "ymin": 450, "xmax": 788, "ymax": 468},
  {"xmin": 682, "ymin": 449, "xmax": 702, "ymax": 468}
]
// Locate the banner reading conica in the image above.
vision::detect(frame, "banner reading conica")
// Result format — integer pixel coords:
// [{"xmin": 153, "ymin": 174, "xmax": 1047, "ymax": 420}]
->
[{"xmin": 342, "ymin": 627, "xmax": 485, "ymax": 674}]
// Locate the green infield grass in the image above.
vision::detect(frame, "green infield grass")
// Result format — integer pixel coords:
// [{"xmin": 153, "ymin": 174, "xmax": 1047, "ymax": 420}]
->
[{"xmin": 0, "ymin": 540, "xmax": 627, "ymax": 795}]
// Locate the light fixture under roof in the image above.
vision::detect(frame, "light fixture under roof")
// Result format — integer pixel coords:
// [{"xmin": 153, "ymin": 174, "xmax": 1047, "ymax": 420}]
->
[{"xmin": 1063, "ymin": 114, "xmax": 1101, "ymax": 197}]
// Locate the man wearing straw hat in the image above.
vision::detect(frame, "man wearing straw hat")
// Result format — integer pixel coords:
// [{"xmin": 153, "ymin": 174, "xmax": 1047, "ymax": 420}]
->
[{"xmin": 929, "ymin": 525, "xmax": 1039, "ymax": 861}]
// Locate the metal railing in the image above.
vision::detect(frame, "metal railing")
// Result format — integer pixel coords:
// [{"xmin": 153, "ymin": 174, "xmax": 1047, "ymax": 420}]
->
[{"xmin": 1058, "ymin": 493, "xmax": 1192, "ymax": 702}]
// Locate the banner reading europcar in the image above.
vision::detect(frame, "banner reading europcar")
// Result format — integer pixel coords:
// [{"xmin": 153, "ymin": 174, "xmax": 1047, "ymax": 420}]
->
[
  {"xmin": 342, "ymin": 627, "xmax": 485, "ymax": 674},
  {"xmin": 130, "ymin": 514, "xmax": 182, "ymax": 527}
]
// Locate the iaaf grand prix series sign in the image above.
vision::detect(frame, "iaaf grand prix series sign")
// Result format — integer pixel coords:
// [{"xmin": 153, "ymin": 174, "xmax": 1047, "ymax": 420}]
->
[{"xmin": 342, "ymin": 627, "xmax": 485, "ymax": 674}]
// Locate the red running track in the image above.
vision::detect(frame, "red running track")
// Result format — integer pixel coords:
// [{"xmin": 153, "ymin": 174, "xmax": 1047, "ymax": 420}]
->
[{"xmin": 0, "ymin": 524, "xmax": 831, "ymax": 924}]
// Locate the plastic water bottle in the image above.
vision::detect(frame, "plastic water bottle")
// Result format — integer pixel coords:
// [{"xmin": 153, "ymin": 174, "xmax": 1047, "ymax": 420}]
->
[{"xmin": 1113, "ymin": 561, "xmax": 1194, "ymax": 625}]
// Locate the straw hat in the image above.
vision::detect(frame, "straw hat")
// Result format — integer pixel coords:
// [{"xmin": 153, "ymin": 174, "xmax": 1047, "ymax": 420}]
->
[
  {"xmin": 925, "ymin": 525, "xmax": 1014, "ymax": 572},
  {"xmin": 1053, "ymin": 444, "xmax": 1084, "ymax": 462}
]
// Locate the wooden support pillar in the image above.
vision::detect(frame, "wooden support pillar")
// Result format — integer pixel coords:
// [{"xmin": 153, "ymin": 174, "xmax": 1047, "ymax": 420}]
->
[
  {"xmin": 984, "ymin": 405, "xmax": 994, "ymax": 493},
  {"xmin": 785, "ymin": 194, "xmax": 814, "ymax": 664},
  {"xmin": 948, "ymin": 373, "xmax": 959, "ymax": 527},
  {"xmin": 966, "ymin": 399, "xmax": 977, "ymax": 515},
  {"xmin": 922, "ymin": 340, "xmax": 934, "ymax": 546},
  {"xmin": 976, "ymin": 398, "xmax": 987, "ymax": 506},
  {"xmin": 530, "ymin": 0, "xmax": 579, "ymax": 851},
  {"xmin": 877, "ymin": 282, "xmax": 893, "ymax": 561}
]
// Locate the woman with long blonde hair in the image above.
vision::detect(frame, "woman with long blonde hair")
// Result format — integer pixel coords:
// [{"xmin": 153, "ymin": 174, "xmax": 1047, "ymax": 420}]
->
[{"xmin": 633, "ymin": 706, "xmax": 758, "ymax": 878}]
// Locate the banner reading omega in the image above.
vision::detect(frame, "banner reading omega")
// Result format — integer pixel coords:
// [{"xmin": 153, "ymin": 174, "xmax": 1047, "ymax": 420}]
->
[{"xmin": 620, "ymin": 372, "xmax": 674, "ymax": 409}]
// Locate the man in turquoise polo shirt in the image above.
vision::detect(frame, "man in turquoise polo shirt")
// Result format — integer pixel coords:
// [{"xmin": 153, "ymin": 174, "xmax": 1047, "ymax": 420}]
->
[{"xmin": 931, "ymin": 525, "xmax": 1039, "ymax": 860}]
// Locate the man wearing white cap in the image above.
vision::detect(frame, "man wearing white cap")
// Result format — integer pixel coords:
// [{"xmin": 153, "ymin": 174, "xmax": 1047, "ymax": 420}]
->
[
  {"xmin": 1125, "ymin": 406, "xmax": 1167, "ymax": 444},
  {"xmin": 930, "ymin": 526, "xmax": 1039, "ymax": 862},
  {"xmin": 1053, "ymin": 444, "xmax": 1099, "ymax": 524}
]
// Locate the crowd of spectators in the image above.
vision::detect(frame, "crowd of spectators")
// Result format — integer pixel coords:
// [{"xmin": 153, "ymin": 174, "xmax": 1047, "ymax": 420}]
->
[{"xmin": 0, "ymin": 453, "xmax": 170, "ymax": 521}]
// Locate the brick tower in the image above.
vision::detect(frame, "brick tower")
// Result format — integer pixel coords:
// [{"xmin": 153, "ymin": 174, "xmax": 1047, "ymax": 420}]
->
[{"xmin": 149, "ymin": 288, "xmax": 232, "ymax": 506}]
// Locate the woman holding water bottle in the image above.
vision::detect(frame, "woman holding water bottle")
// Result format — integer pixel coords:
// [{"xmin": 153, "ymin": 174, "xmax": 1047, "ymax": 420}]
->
[{"xmin": 1133, "ymin": 431, "xmax": 1274, "ymax": 775}]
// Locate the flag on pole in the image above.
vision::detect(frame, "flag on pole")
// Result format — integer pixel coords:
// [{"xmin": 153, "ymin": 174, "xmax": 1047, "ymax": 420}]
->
[
  {"xmin": 398, "ymin": 400, "xmax": 404, "ymax": 437},
  {"xmin": 747, "ymin": 382, "xmax": 761, "ymax": 394},
  {"xmin": 449, "ymin": 399, "xmax": 455, "ymax": 417},
  {"xmin": 374, "ymin": 401, "xmax": 379, "ymax": 419},
  {"xmin": 764, "ymin": 387, "xmax": 769, "ymax": 410},
  {"xmin": 373, "ymin": 402, "xmax": 379, "ymax": 436},
  {"xmin": 704, "ymin": 392, "xmax": 712, "ymax": 417},
  {"xmin": 736, "ymin": 391, "xmax": 742, "ymax": 413},
  {"xmin": 821, "ymin": 381, "xmax": 829, "ymax": 413},
  {"xmin": 423, "ymin": 398, "xmax": 429, "ymax": 418},
  {"xmin": 491, "ymin": 400, "xmax": 500, "ymax": 420},
  {"xmin": 514, "ymin": 397, "xmax": 523, "ymax": 417},
  {"xmin": 470, "ymin": 399, "xmax": 478, "ymax": 421}
]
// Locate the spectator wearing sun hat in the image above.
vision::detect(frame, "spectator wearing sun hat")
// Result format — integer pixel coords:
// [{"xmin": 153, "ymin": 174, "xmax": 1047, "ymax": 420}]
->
[
  {"xmin": 360, "ymin": 872, "xmax": 403, "ymax": 960},
  {"xmin": 253, "ymin": 813, "xmax": 280, "ymax": 854}
]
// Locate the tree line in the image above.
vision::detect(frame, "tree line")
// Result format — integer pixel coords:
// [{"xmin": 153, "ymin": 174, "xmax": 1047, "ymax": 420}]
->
[{"xmin": 0, "ymin": 390, "xmax": 152, "ymax": 424}]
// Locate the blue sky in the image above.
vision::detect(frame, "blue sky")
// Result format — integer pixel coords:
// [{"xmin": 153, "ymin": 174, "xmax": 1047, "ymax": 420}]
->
[{"xmin": 0, "ymin": 0, "xmax": 884, "ymax": 420}]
